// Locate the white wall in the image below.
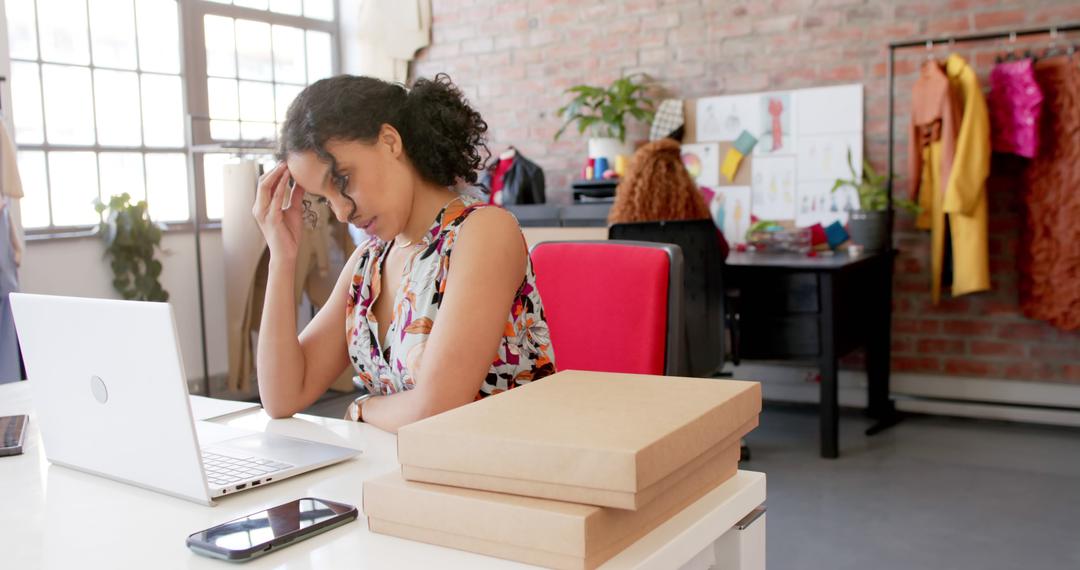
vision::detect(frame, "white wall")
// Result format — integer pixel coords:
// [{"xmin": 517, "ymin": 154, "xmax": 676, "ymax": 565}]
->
[{"xmin": 20, "ymin": 230, "xmax": 229, "ymax": 386}]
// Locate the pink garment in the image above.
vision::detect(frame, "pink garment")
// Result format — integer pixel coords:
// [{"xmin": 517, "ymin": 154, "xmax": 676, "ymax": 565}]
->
[{"xmin": 988, "ymin": 59, "xmax": 1043, "ymax": 158}]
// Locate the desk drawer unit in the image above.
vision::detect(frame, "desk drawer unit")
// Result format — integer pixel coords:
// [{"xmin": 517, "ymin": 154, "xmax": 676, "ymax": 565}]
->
[
  {"xmin": 730, "ymin": 271, "xmax": 822, "ymax": 359},
  {"xmin": 737, "ymin": 272, "xmax": 819, "ymax": 314}
]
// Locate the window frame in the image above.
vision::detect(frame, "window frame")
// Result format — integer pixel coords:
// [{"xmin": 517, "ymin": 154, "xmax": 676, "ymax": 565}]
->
[
  {"xmin": 7, "ymin": 0, "xmax": 341, "ymax": 238},
  {"xmin": 184, "ymin": 0, "xmax": 339, "ymax": 226}
]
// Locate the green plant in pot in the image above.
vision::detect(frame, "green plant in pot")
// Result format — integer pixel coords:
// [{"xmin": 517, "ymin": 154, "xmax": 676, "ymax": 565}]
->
[
  {"xmin": 831, "ymin": 149, "xmax": 919, "ymax": 252},
  {"xmin": 93, "ymin": 193, "xmax": 170, "ymax": 302},
  {"xmin": 554, "ymin": 74, "xmax": 656, "ymax": 167}
]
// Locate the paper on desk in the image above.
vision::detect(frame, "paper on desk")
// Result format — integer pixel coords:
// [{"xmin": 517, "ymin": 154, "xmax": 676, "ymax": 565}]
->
[{"xmin": 189, "ymin": 395, "xmax": 261, "ymax": 421}]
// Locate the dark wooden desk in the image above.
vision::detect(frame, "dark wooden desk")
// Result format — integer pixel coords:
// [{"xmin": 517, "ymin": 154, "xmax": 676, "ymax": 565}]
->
[{"xmin": 725, "ymin": 251, "xmax": 900, "ymax": 458}]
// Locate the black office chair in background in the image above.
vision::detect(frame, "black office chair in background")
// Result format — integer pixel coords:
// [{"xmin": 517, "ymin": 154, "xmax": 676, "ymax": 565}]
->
[
  {"xmin": 609, "ymin": 219, "xmax": 749, "ymax": 460},
  {"xmin": 609, "ymin": 219, "xmax": 731, "ymax": 376}
]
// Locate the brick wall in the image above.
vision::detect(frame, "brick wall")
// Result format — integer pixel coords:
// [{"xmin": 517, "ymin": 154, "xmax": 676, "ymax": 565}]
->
[{"xmin": 413, "ymin": 0, "xmax": 1080, "ymax": 384}]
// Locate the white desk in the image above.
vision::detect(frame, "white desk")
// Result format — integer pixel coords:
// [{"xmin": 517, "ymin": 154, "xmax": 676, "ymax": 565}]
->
[{"xmin": 0, "ymin": 382, "xmax": 766, "ymax": 569}]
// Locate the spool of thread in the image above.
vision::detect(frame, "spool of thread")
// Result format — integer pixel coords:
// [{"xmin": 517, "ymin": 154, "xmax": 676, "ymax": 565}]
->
[
  {"xmin": 585, "ymin": 166, "xmax": 594, "ymax": 179},
  {"xmin": 614, "ymin": 155, "xmax": 628, "ymax": 177},
  {"xmin": 594, "ymin": 157, "xmax": 608, "ymax": 180}
]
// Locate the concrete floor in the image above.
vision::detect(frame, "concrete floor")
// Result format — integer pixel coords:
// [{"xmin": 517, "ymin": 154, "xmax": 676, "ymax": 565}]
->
[
  {"xmin": 302, "ymin": 395, "xmax": 1080, "ymax": 569},
  {"xmin": 743, "ymin": 404, "xmax": 1080, "ymax": 570}
]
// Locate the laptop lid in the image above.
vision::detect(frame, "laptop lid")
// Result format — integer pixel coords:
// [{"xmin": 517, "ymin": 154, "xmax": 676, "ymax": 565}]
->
[{"xmin": 10, "ymin": 293, "xmax": 212, "ymax": 505}]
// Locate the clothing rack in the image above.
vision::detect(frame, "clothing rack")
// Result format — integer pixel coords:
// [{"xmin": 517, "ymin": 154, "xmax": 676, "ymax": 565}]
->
[
  {"xmin": 187, "ymin": 123, "xmax": 276, "ymax": 397},
  {"xmin": 885, "ymin": 24, "xmax": 1080, "ymax": 211}
]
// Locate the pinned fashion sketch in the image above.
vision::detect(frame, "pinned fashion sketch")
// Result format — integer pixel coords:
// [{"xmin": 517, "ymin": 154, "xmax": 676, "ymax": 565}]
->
[
  {"xmin": 696, "ymin": 94, "xmax": 760, "ymax": 142},
  {"xmin": 757, "ymin": 92, "xmax": 793, "ymax": 154}
]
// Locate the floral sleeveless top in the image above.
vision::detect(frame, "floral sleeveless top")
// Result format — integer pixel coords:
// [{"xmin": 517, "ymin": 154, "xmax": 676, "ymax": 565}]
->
[{"xmin": 345, "ymin": 196, "xmax": 556, "ymax": 404}]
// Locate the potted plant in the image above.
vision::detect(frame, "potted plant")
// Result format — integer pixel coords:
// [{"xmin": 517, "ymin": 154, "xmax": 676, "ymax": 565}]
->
[
  {"xmin": 554, "ymin": 74, "xmax": 655, "ymax": 164},
  {"xmin": 93, "ymin": 193, "xmax": 170, "ymax": 301},
  {"xmin": 831, "ymin": 149, "xmax": 919, "ymax": 252}
]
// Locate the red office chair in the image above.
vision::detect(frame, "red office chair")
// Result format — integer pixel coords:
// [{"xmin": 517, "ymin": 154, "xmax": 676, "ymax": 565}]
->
[{"xmin": 530, "ymin": 240, "xmax": 684, "ymax": 376}]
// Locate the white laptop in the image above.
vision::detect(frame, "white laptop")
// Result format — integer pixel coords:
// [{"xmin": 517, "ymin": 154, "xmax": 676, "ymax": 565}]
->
[{"xmin": 9, "ymin": 293, "xmax": 360, "ymax": 506}]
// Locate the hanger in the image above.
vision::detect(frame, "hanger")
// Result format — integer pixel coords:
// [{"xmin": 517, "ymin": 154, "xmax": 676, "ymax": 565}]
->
[
  {"xmin": 996, "ymin": 32, "xmax": 1019, "ymax": 64},
  {"xmin": 1040, "ymin": 28, "xmax": 1076, "ymax": 60}
]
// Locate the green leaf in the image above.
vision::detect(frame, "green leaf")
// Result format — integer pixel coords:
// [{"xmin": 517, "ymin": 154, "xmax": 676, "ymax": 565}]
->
[
  {"xmin": 97, "ymin": 192, "xmax": 170, "ymax": 303},
  {"xmin": 575, "ymin": 115, "xmax": 600, "ymax": 135},
  {"xmin": 553, "ymin": 75, "xmax": 656, "ymax": 142}
]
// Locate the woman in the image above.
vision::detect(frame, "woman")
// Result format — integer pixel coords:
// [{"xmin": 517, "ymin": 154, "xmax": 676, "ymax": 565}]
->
[
  {"xmin": 253, "ymin": 74, "xmax": 556, "ymax": 433},
  {"xmin": 608, "ymin": 138, "xmax": 729, "ymax": 258}
]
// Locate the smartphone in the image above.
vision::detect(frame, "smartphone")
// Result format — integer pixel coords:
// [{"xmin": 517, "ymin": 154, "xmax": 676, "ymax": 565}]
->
[
  {"xmin": 281, "ymin": 176, "xmax": 296, "ymax": 211},
  {"xmin": 0, "ymin": 415, "xmax": 27, "ymax": 457},
  {"xmin": 186, "ymin": 497, "xmax": 357, "ymax": 562}
]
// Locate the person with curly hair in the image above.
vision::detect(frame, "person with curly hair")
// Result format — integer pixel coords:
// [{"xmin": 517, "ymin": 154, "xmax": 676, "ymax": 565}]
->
[
  {"xmin": 608, "ymin": 138, "xmax": 729, "ymax": 257},
  {"xmin": 253, "ymin": 74, "xmax": 556, "ymax": 432}
]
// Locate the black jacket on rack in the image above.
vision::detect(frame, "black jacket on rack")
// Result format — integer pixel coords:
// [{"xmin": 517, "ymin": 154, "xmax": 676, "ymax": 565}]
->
[{"xmin": 480, "ymin": 151, "xmax": 546, "ymax": 205}]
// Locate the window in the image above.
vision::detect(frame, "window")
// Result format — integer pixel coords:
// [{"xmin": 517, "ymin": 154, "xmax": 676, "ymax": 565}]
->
[
  {"xmin": 4, "ymin": 0, "xmax": 338, "ymax": 232},
  {"xmin": 189, "ymin": 0, "xmax": 337, "ymax": 221}
]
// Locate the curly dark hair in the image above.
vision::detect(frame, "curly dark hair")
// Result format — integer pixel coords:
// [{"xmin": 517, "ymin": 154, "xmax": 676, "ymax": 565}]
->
[{"xmin": 277, "ymin": 73, "xmax": 490, "ymax": 220}]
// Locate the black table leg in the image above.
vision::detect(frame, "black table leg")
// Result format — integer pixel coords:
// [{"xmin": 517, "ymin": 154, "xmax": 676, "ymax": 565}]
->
[
  {"xmin": 865, "ymin": 256, "xmax": 902, "ymax": 435},
  {"xmin": 819, "ymin": 272, "xmax": 839, "ymax": 459}
]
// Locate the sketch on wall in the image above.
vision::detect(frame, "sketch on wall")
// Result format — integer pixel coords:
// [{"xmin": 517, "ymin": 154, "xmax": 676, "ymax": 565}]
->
[
  {"xmin": 696, "ymin": 94, "xmax": 760, "ymax": 142},
  {"xmin": 691, "ymin": 83, "xmax": 863, "ymax": 226},
  {"xmin": 795, "ymin": 181, "xmax": 860, "ymax": 227},
  {"xmin": 709, "ymin": 186, "xmax": 751, "ymax": 245},
  {"xmin": 751, "ymin": 155, "xmax": 796, "ymax": 220},
  {"xmin": 680, "ymin": 142, "xmax": 721, "ymax": 188},
  {"xmin": 756, "ymin": 91, "xmax": 794, "ymax": 155}
]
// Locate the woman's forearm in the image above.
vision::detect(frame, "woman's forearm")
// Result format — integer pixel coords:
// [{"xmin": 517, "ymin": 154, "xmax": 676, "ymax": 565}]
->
[
  {"xmin": 256, "ymin": 257, "xmax": 306, "ymax": 417},
  {"xmin": 359, "ymin": 386, "xmax": 466, "ymax": 434}
]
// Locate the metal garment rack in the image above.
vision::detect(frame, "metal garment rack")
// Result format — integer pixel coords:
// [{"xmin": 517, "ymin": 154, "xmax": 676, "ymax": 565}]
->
[
  {"xmin": 187, "ymin": 121, "xmax": 275, "ymax": 398},
  {"xmin": 885, "ymin": 23, "xmax": 1080, "ymax": 208}
]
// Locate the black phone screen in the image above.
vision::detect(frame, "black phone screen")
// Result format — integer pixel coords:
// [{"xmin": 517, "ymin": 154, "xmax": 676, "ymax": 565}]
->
[
  {"xmin": 1, "ymin": 415, "xmax": 27, "ymax": 456},
  {"xmin": 190, "ymin": 498, "xmax": 355, "ymax": 554}
]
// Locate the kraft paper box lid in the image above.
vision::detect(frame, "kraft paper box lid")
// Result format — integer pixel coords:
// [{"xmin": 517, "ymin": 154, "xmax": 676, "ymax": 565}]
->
[
  {"xmin": 365, "ymin": 442, "xmax": 740, "ymax": 570},
  {"xmin": 397, "ymin": 370, "xmax": 760, "ymax": 510},
  {"xmin": 401, "ymin": 417, "xmax": 756, "ymax": 511}
]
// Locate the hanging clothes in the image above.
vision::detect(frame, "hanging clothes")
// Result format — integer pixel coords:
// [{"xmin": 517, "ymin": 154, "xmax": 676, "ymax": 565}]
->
[
  {"xmin": 909, "ymin": 55, "xmax": 991, "ymax": 303},
  {"xmin": 988, "ymin": 58, "xmax": 1044, "ymax": 158},
  {"xmin": 485, "ymin": 153, "xmax": 515, "ymax": 206},
  {"xmin": 0, "ymin": 200, "xmax": 21, "ymax": 383},
  {"xmin": 910, "ymin": 59, "xmax": 960, "ymax": 233},
  {"xmin": 1020, "ymin": 55, "xmax": 1080, "ymax": 330},
  {"xmin": 221, "ymin": 160, "xmax": 356, "ymax": 392},
  {"xmin": 351, "ymin": 0, "xmax": 431, "ymax": 82},
  {"xmin": 292, "ymin": 200, "xmax": 337, "ymax": 307},
  {"xmin": 478, "ymin": 149, "xmax": 546, "ymax": 205},
  {"xmin": 910, "ymin": 59, "xmax": 959, "ymax": 301},
  {"xmin": 222, "ymin": 161, "xmax": 267, "ymax": 393},
  {"xmin": 0, "ymin": 123, "xmax": 24, "ymax": 266}
]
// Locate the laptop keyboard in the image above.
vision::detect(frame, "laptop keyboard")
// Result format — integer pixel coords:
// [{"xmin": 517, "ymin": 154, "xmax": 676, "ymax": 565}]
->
[{"xmin": 202, "ymin": 451, "xmax": 293, "ymax": 487}]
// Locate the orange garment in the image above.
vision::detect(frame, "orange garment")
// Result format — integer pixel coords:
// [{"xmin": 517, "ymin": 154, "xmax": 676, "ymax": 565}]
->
[
  {"xmin": 910, "ymin": 60, "xmax": 960, "ymax": 231},
  {"xmin": 1020, "ymin": 56, "xmax": 1080, "ymax": 330},
  {"xmin": 910, "ymin": 56, "xmax": 991, "ymax": 303}
]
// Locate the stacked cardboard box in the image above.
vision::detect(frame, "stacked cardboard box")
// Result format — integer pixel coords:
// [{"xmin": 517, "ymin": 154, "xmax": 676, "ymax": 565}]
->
[{"xmin": 364, "ymin": 371, "xmax": 761, "ymax": 570}]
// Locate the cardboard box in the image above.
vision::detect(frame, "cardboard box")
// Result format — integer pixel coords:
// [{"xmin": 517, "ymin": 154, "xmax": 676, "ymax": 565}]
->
[
  {"xmin": 397, "ymin": 371, "xmax": 760, "ymax": 510},
  {"xmin": 366, "ymin": 443, "xmax": 740, "ymax": 570},
  {"xmin": 402, "ymin": 417, "xmax": 756, "ymax": 510}
]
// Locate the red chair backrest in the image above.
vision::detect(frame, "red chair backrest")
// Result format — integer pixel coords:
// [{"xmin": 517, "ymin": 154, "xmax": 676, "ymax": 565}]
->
[{"xmin": 530, "ymin": 241, "xmax": 675, "ymax": 375}]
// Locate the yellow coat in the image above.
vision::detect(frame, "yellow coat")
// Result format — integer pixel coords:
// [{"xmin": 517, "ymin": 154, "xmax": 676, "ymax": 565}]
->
[{"xmin": 917, "ymin": 55, "xmax": 991, "ymax": 303}]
